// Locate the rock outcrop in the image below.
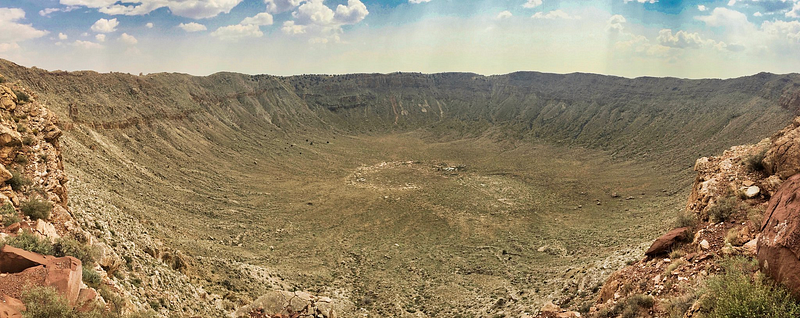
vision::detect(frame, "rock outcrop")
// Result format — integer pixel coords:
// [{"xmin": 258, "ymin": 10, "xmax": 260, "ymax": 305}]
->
[
  {"xmin": 764, "ymin": 117, "xmax": 800, "ymax": 179},
  {"xmin": 236, "ymin": 290, "xmax": 351, "ymax": 318},
  {"xmin": 757, "ymin": 174, "xmax": 800, "ymax": 299}
]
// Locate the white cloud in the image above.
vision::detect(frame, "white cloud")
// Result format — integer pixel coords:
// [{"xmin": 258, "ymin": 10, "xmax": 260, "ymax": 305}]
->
[
  {"xmin": 146, "ymin": 22, "xmax": 154, "ymax": 28},
  {"xmin": 281, "ymin": 0, "xmax": 369, "ymax": 42},
  {"xmin": 727, "ymin": 0, "xmax": 736, "ymax": 6},
  {"xmin": 496, "ymin": 11, "xmax": 512, "ymax": 19},
  {"xmin": 606, "ymin": 14, "xmax": 626, "ymax": 33},
  {"xmin": 335, "ymin": 0, "xmax": 369, "ymax": 24},
  {"xmin": 532, "ymin": 10, "xmax": 579, "ymax": 20},
  {"xmin": 63, "ymin": 0, "xmax": 243, "ymax": 19},
  {"xmin": 58, "ymin": 32, "xmax": 68, "ymax": 40},
  {"xmin": 698, "ymin": 5, "xmax": 707, "ymax": 11},
  {"xmin": 409, "ymin": 0, "xmax": 432, "ymax": 3},
  {"xmin": 91, "ymin": 18, "xmax": 119, "ymax": 33},
  {"xmin": 523, "ymin": 0, "xmax": 542, "ymax": 8},
  {"xmin": 73, "ymin": 40, "xmax": 103, "ymax": 49},
  {"xmin": 179, "ymin": 22, "xmax": 207, "ymax": 32},
  {"xmin": 119, "ymin": 33, "xmax": 138, "ymax": 45},
  {"xmin": 0, "ymin": 8, "xmax": 49, "ymax": 49},
  {"xmin": 754, "ymin": 11, "xmax": 763, "ymax": 17},
  {"xmin": 265, "ymin": 0, "xmax": 303, "ymax": 13},
  {"xmin": 762, "ymin": 20, "xmax": 800, "ymax": 42},
  {"xmin": 211, "ymin": 24, "xmax": 263, "ymax": 40},
  {"xmin": 241, "ymin": 12, "xmax": 274, "ymax": 26},
  {"xmin": 95, "ymin": 34, "xmax": 106, "ymax": 42},
  {"xmin": 695, "ymin": 7, "xmax": 749, "ymax": 28},
  {"xmin": 788, "ymin": 2, "xmax": 800, "ymax": 18},
  {"xmin": 39, "ymin": 7, "xmax": 77, "ymax": 17},
  {"xmin": 624, "ymin": 0, "xmax": 657, "ymax": 3},
  {"xmin": 657, "ymin": 29, "xmax": 707, "ymax": 48}
]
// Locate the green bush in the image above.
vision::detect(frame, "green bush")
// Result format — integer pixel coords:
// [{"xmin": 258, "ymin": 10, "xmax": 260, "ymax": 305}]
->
[
  {"xmin": 8, "ymin": 170, "xmax": 31, "ymax": 191},
  {"xmin": 21, "ymin": 286, "xmax": 74, "ymax": 318},
  {"xmin": 666, "ymin": 294, "xmax": 697, "ymax": 318},
  {"xmin": 22, "ymin": 135, "xmax": 35, "ymax": 146},
  {"xmin": 675, "ymin": 210, "xmax": 699, "ymax": 228},
  {"xmin": 21, "ymin": 198, "xmax": 53, "ymax": 221},
  {"xmin": 743, "ymin": 149, "xmax": 767, "ymax": 172},
  {"xmin": 55, "ymin": 238, "xmax": 99, "ymax": 265},
  {"xmin": 82, "ymin": 266, "xmax": 102, "ymax": 288},
  {"xmin": 7, "ymin": 231, "xmax": 54, "ymax": 256},
  {"xmin": 709, "ymin": 197, "xmax": 737, "ymax": 223},
  {"xmin": 13, "ymin": 90, "xmax": 30, "ymax": 103},
  {"xmin": 3, "ymin": 214, "xmax": 20, "ymax": 226},
  {"xmin": 622, "ymin": 294, "xmax": 655, "ymax": 318},
  {"xmin": 699, "ymin": 257, "xmax": 800, "ymax": 318}
]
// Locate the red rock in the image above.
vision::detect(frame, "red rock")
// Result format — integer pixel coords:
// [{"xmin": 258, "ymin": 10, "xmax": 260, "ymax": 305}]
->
[
  {"xmin": 0, "ymin": 245, "xmax": 82, "ymax": 306},
  {"xmin": 645, "ymin": 227, "xmax": 691, "ymax": 257},
  {"xmin": 758, "ymin": 174, "xmax": 800, "ymax": 299},
  {"xmin": 0, "ymin": 295, "xmax": 24, "ymax": 318},
  {"xmin": 76, "ymin": 288, "xmax": 98, "ymax": 312}
]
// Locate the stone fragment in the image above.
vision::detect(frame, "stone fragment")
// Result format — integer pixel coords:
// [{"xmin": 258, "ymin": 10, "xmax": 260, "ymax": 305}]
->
[{"xmin": 645, "ymin": 227, "xmax": 691, "ymax": 257}]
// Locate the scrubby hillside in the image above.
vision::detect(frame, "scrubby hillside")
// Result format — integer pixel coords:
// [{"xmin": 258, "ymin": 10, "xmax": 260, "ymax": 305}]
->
[{"xmin": 1, "ymin": 58, "xmax": 800, "ymax": 317}]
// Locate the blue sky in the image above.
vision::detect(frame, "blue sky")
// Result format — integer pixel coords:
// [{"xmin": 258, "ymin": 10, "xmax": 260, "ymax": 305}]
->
[{"xmin": 1, "ymin": 0, "xmax": 800, "ymax": 78}]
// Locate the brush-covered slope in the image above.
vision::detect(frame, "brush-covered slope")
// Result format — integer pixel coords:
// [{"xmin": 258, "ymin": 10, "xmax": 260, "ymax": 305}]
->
[{"xmin": 1, "ymin": 59, "xmax": 799, "ymax": 317}]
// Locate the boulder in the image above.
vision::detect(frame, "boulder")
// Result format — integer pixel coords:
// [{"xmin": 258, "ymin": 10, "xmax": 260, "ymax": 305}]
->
[
  {"xmin": 32, "ymin": 219, "xmax": 60, "ymax": 242},
  {"xmin": 0, "ymin": 126, "xmax": 20, "ymax": 148},
  {"xmin": 539, "ymin": 302, "xmax": 581, "ymax": 318},
  {"xmin": 757, "ymin": 174, "xmax": 800, "ymax": 299},
  {"xmin": 645, "ymin": 227, "xmax": 691, "ymax": 257},
  {"xmin": 235, "ymin": 290, "xmax": 348, "ymax": 318},
  {"xmin": 743, "ymin": 186, "xmax": 760, "ymax": 199},
  {"xmin": 0, "ymin": 295, "xmax": 24, "ymax": 318},
  {"xmin": 0, "ymin": 245, "xmax": 82, "ymax": 306},
  {"xmin": 764, "ymin": 118, "xmax": 800, "ymax": 179},
  {"xmin": 0, "ymin": 164, "xmax": 11, "ymax": 183}
]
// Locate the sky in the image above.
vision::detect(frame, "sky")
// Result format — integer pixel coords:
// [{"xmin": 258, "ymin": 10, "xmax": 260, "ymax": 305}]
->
[{"xmin": 1, "ymin": 0, "xmax": 800, "ymax": 78}]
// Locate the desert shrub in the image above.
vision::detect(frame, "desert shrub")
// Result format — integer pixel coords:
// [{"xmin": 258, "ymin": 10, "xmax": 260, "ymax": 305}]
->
[
  {"xmin": 55, "ymin": 238, "xmax": 99, "ymax": 265},
  {"xmin": 699, "ymin": 257, "xmax": 800, "ymax": 318},
  {"xmin": 14, "ymin": 153, "xmax": 28, "ymax": 164},
  {"xmin": 743, "ymin": 149, "xmax": 767, "ymax": 172},
  {"xmin": 664, "ymin": 259, "xmax": 687, "ymax": 276},
  {"xmin": 669, "ymin": 249, "xmax": 686, "ymax": 260},
  {"xmin": 13, "ymin": 90, "xmax": 30, "ymax": 103},
  {"xmin": 21, "ymin": 286, "xmax": 74, "ymax": 318},
  {"xmin": 1, "ymin": 202, "xmax": 14, "ymax": 215},
  {"xmin": 748, "ymin": 208, "xmax": 764, "ymax": 228},
  {"xmin": 624, "ymin": 294, "xmax": 655, "ymax": 317},
  {"xmin": 83, "ymin": 266, "xmax": 102, "ymax": 288},
  {"xmin": 7, "ymin": 231, "xmax": 54, "ymax": 255},
  {"xmin": 724, "ymin": 228, "xmax": 747, "ymax": 246},
  {"xmin": 8, "ymin": 169, "xmax": 31, "ymax": 191},
  {"xmin": 708, "ymin": 197, "xmax": 737, "ymax": 223},
  {"xmin": 21, "ymin": 197, "xmax": 53, "ymax": 220},
  {"xmin": 3, "ymin": 214, "xmax": 20, "ymax": 226},
  {"xmin": 675, "ymin": 210, "xmax": 699, "ymax": 228},
  {"xmin": 22, "ymin": 135, "xmax": 35, "ymax": 146},
  {"xmin": 666, "ymin": 294, "xmax": 697, "ymax": 318}
]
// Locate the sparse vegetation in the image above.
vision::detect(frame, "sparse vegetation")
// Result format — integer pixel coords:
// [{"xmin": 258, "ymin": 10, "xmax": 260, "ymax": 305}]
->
[
  {"xmin": 13, "ymin": 89, "xmax": 30, "ymax": 103},
  {"xmin": 21, "ymin": 286, "xmax": 156, "ymax": 318},
  {"xmin": 55, "ymin": 237, "xmax": 99, "ymax": 265},
  {"xmin": 14, "ymin": 152, "xmax": 29, "ymax": 164},
  {"xmin": 1, "ymin": 202, "xmax": 19, "ymax": 226},
  {"xmin": 22, "ymin": 135, "xmax": 35, "ymax": 146},
  {"xmin": 83, "ymin": 266, "xmax": 102, "ymax": 288},
  {"xmin": 675, "ymin": 210, "xmax": 699, "ymax": 228},
  {"xmin": 7, "ymin": 231, "xmax": 55, "ymax": 255},
  {"xmin": 21, "ymin": 197, "xmax": 53, "ymax": 221},
  {"xmin": 743, "ymin": 149, "xmax": 767, "ymax": 172},
  {"xmin": 708, "ymin": 196, "xmax": 737, "ymax": 223},
  {"xmin": 664, "ymin": 259, "xmax": 687, "ymax": 276},
  {"xmin": 8, "ymin": 169, "xmax": 32, "ymax": 191},
  {"xmin": 698, "ymin": 257, "xmax": 800, "ymax": 318},
  {"xmin": 665, "ymin": 294, "xmax": 697, "ymax": 318}
]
